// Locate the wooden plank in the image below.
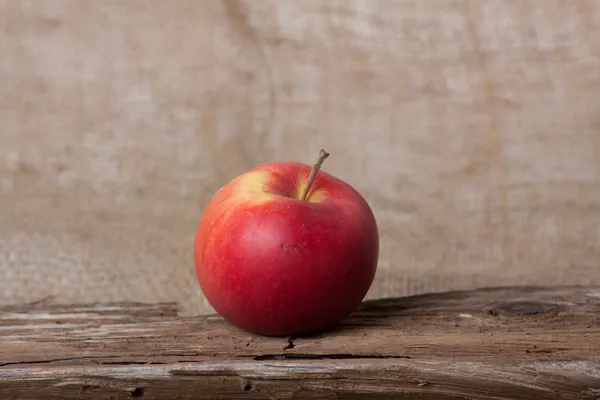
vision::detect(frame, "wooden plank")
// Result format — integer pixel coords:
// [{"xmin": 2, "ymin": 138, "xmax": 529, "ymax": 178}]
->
[{"xmin": 1, "ymin": 285, "xmax": 599, "ymax": 400}]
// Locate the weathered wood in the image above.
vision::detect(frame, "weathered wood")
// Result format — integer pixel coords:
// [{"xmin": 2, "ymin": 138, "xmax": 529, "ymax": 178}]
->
[{"xmin": 1, "ymin": 286, "xmax": 599, "ymax": 400}]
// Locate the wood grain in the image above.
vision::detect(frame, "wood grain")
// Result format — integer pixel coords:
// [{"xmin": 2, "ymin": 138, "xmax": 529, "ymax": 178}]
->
[{"xmin": 1, "ymin": 286, "xmax": 600, "ymax": 399}]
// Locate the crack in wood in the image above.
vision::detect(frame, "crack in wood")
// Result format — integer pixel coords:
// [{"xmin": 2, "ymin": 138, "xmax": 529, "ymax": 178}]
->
[
  {"xmin": 253, "ymin": 353, "xmax": 412, "ymax": 361},
  {"xmin": 282, "ymin": 337, "xmax": 295, "ymax": 350},
  {"xmin": 0, "ymin": 355, "xmax": 124, "ymax": 367}
]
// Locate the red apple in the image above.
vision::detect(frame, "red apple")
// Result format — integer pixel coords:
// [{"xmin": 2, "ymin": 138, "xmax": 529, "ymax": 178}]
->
[{"xmin": 193, "ymin": 150, "xmax": 379, "ymax": 336}]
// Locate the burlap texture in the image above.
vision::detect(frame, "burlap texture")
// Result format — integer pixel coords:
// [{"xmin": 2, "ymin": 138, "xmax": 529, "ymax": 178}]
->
[{"xmin": 1, "ymin": 0, "xmax": 599, "ymax": 316}]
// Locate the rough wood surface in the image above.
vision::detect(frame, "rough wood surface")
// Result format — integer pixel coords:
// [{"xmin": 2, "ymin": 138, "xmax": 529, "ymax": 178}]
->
[{"xmin": 1, "ymin": 286, "xmax": 600, "ymax": 400}]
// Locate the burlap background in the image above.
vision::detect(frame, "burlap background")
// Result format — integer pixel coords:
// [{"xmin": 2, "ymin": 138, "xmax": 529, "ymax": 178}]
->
[{"xmin": 1, "ymin": 0, "xmax": 599, "ymax": 316}]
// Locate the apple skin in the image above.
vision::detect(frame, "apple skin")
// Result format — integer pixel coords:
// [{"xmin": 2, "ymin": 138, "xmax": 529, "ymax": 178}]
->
[{"xmin": 193, "ymin": 161, "xmax": 379, "ymax": 337}]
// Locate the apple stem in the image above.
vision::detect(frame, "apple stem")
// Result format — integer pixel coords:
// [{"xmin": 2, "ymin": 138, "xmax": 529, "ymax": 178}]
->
[{"xmin": 300, "ymin": 149, "xmax": 330, "ymax": 201}]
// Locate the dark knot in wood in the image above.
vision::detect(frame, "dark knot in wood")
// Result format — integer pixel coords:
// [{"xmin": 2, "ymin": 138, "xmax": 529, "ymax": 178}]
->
[{"xmin": 489, "ymin": 301, "xmax": 560, "ymax": 317}]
